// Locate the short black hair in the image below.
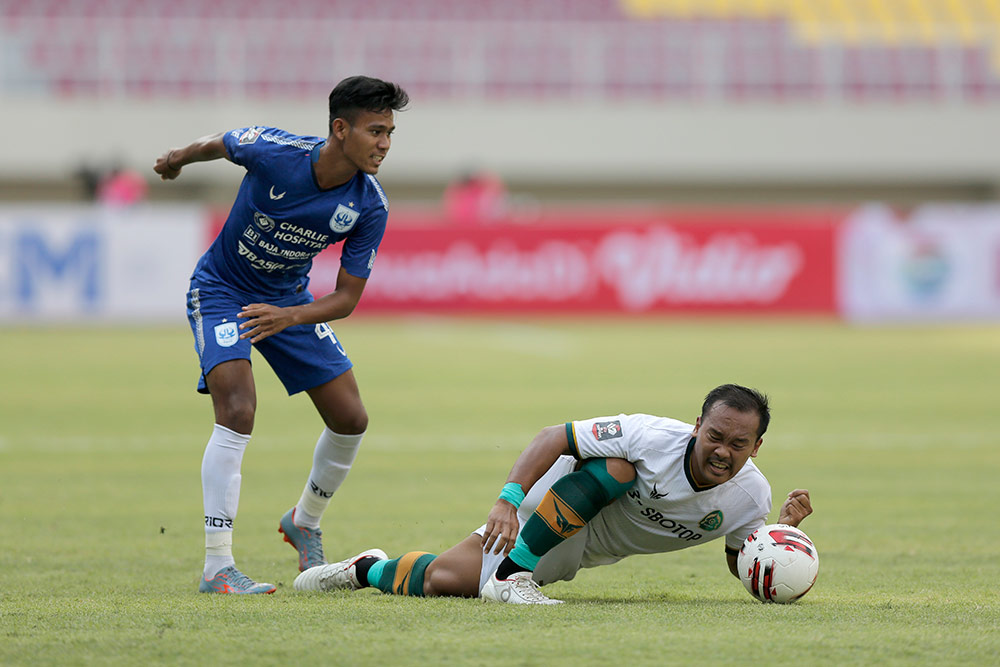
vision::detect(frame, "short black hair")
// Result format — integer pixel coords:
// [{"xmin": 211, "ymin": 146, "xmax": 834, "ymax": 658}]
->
[
  {"xmin": 701, "ymin": 384, "xmax": 771, "ymax": 440},
  {"xmin": 328, "ymin": 75, "xmax": 409, "ymax": 129}
]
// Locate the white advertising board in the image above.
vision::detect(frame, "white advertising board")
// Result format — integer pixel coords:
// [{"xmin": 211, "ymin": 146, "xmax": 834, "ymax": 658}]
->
[
  {"xmin": 838, "ymin": 204, "xmax": 1000, "ymax": 322},
  {"xmin": 0, "ymin": 205, "xmax": 206, "ymax": 323}
]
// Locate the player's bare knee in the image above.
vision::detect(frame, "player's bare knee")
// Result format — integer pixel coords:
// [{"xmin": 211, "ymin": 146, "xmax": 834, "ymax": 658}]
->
[
  {"xmin": 423, "ymin": 563, "xmax": 477, "ymax": 598},
  {"xmin": 421, "ymin": 564, "xmax": 446, "ymax": 596},
  {"xmin": 214, "ymin": 397, "xmax": 255, "ymax": 434},
  {"xmin": 605, "ymin": 457, "xmax": 637, "ymax": 484},
  {"xmin": 329, "ymin": 407, "xmax": 368, "ymax": 435}
]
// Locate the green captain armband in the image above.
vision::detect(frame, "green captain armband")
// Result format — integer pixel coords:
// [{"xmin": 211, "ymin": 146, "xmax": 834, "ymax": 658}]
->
[{"xmin": 498, "ymin": 482, "xmax": 525, "ymax": 509}]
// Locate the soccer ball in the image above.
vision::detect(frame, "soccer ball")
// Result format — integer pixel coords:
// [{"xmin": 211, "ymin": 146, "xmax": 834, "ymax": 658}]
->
[{"xmin": 737, "ymin": 524, "xmax": 819, "ymax": 603}]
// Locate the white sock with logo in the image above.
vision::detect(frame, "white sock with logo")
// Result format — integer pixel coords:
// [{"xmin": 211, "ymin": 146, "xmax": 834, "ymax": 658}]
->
[
  {"xmin": 294, "ymin": 428, "xmax": 364, "ymax": 529},
  {"xmin": 202, "ymin": 424, "xmax": 250, "ymax": 578}
]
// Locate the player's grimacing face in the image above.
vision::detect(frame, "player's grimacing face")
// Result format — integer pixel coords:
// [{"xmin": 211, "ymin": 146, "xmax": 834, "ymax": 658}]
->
[
  {"xmin": 341, "ymin": 109, "xmax": 395, "ymax": 175},
  {"xmin": 690, "ymin": 403, "xmax": 762, "ymax": 486}
]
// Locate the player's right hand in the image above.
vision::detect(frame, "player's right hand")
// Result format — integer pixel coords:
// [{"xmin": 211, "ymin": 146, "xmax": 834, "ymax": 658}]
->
[
  {"xmin": 153, "ymin": 151, "xmax": 182, "ymax": 180},
  {"xmin": 482, "ymin": 499, "xmax": 520, "ymax": 556},
  {"xmin": 778, "ymin": 488, "xmax": 812, "ymax": 527}
]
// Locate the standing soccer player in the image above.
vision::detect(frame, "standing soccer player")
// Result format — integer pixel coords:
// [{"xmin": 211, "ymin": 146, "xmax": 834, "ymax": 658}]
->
[{"xmin": 153, "ymin": 76, "xmax": 409, "ymax": 594}]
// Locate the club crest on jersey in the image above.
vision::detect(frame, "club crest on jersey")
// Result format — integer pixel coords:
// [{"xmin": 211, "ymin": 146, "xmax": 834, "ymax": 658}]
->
[
  {"xmin": 238, "ymin": 127, "xmax": 263, "ymax": 145},
  {"xmin": 592, "ymin": 420, "xmax": 623, "ymax": 441},
  {"xmin": 253, "ymin": 211, "xmax": 275, "ymax": 232},
  {"xmin": 330, "ymin": 204, "xmax": 360, "ymax": 233},
  {"xmin": 214, "ymin": 321, "xmax": 239, "ymax": 348},
  {"xmin": 699, "ymin": 510, "xmax": 724, "ymax": 531}
]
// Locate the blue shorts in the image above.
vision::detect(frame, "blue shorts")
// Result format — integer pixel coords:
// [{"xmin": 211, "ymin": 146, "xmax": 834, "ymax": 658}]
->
[{"xmin": 186, "ymin": 281, "xmax": 353, "ymax": 395}]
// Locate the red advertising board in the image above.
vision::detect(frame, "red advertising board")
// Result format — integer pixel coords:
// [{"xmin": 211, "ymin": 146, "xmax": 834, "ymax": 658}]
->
[{"xmin": 302, "ymin": 209, "xmax": 839, "ymax": 314}]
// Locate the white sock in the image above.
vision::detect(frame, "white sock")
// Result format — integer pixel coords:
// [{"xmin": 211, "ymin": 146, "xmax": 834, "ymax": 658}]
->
[
  {"xmin": 294, "ymin": 428, "xmax": 364, "ymax": 529},
  {"xmin": 202, "ymin": 424, "xmax": 250, "ymax": 578},
  {"xmin": 204, "ymin": 532, "xmax": 234, "ymax": 579}
]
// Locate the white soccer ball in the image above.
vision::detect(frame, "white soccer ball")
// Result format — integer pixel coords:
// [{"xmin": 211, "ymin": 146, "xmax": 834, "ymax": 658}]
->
[{"xmin": 737, "ymin": 523, "xmax": 819, "ymax": 603}]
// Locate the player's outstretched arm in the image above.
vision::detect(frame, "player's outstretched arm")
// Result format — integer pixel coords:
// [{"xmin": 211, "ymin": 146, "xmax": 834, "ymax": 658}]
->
[
  {"xmin": 153, "ymin": 132, "xmax": 229, "ymax": 181},
  {"xmin": 777, "ymin": 489, "xmax": 812, "ymax": 527},
  {"xmin": 727, "ymin": 489, "xmax": 813, "ymax": 578},
  {"xmin": 481, "ymin": 425, "xmax": 571, "ymax": 556}
]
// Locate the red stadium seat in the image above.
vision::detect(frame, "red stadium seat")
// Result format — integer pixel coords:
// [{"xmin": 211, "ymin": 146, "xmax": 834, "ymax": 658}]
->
[{"xmin": 2, "ymin": 0, "xmax": 998, "ymax": 101}]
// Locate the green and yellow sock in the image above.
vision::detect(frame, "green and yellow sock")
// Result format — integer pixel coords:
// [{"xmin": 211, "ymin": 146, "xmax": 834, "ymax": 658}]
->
[
  {"xmin": 502, "ymin": 458, "xmax": 634, "ymax": 576},
  {"xmin": 366, "ymin": 551, "xmax": 437, "ymax": 596}
]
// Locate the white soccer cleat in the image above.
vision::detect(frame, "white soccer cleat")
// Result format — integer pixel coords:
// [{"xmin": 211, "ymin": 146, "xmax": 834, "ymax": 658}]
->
[
  {"xmin": 480, "ymin": 571, "xmax": 563, "ymax": 605},
  {"xmin": 294, "ymin": 548, "xmax": 387, "ymax": 592}
]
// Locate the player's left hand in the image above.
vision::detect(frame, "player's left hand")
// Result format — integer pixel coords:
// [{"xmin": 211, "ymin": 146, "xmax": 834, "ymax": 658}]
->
[
  {"xmin": 482, "ymin": 499, "xmax": 520, "ymax": 556},
  {"xmin": 777, "ymin": 489, "xmax": 812, "ymax": 527},
  {"xmin": 238, "ymin": 303, "xmax": 295, "ymax": 343}
]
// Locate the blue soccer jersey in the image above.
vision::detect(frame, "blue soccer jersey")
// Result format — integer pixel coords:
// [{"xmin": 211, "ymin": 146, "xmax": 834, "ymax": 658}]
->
[{"xmin": 193, "ymin": 126, "xmax": 389, "ymax": 297}]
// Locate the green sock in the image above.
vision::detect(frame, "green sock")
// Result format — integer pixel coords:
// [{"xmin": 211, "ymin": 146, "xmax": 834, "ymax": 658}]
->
[
  {"xmin": 366, "ymin": 551, "xmax": 437, "ymax": 596},
  {"xmin": 508, "ymin": 458, "xmax": 634, "ymax": 571}
]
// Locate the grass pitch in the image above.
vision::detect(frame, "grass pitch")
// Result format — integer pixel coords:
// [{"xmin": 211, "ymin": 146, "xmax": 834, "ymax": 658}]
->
[{"xmin": 1, "ymin": 317, "xmax": 998, "ymax": 665}]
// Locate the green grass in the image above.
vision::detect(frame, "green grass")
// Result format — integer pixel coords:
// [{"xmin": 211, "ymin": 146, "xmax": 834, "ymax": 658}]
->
[{"xmin": 1, "ymin": 318, "xmax": 998, "ymax": 665}]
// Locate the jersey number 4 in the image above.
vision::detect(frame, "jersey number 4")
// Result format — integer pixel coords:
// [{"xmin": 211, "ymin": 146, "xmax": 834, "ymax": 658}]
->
[{"xmin": 315, "ymin": 323, "xmax": 346, "ymax": 356}]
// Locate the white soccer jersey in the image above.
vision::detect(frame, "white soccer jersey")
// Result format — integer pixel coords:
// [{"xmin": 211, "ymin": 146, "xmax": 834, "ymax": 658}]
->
[{"xmin": 566, "ymin": 413, "xmax": 771, "ymax": 566}]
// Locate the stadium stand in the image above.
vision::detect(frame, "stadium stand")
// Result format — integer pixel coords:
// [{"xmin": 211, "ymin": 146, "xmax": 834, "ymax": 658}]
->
[{"xmin": 2, "ymin": 0, "xmax": 999, "ymax": 101}]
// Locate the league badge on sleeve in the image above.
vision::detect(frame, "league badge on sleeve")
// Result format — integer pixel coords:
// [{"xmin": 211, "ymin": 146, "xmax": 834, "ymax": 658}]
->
[
  {"xmin": 238, "ymin": 127, "xmax": 263, "ymax": 145},
  {"xmin": 330, "ymin": 204, "xmax": 360, "ymax": 233},
  {"xmin": 592, "ymin": 420, "xmax": 623, "ymax": 441}
]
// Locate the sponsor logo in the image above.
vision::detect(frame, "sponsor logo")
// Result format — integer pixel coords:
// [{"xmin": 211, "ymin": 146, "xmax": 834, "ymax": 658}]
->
[
  {"xmin": 309, "ymin": 480, "xmax": 334, "ymax": 499},
  {"xmin": 253, "ymin": 211, "xmax": 275, "ymax": 232},
  {"xmin": 598, "ymin": 228, "xmax": 803, "ymax": 311},
  {"xmin": 330, "ymin": 204, "xmax": 360, "ymax": 233},
  {"xmin": 238, "ymin": 127, "xmax": 263, "ymax": 145},
  {"xmin": 699, "ymin": 510, "xmax": 724, "ymax": 531},
  {"xmin": 537, "ymin": 493, "xmax": 584, "ymax": 537},
  {"xmin": 649, "ymin": 483, "xmax": 669, "ymax": 499},
  {"xmin": 592, "ymin": 420, "xmax": 622, "ymax": 441},
  {"xmin": 243, "ymin": 226, "xmax": 259, "ymax": 243},
  {"xmin": 214, "ymin": 321, "xmax": 238, "ymax": 348},
  {"xmin": 553, "ymin": 499, "xmax": 583, "ymax": 535},
  {"xmin": 8, "ymin": 228, "xmax": 100, "ymax": 307},
  {"xmin": 205, "ymin": 515, "xmax": 233, "ymax": 529},
  {"xmin": 639, "ymin": 507, "xmax": 703, "ymax": 541},
  {"xmin": 901, "ymin": 238, "xmax": 949, "ymax": 299},
  {"xmin": 238, "ymin": 240, "xmax": 305, "ymax": 272},
  {"xmin": 269, "ymin": 186, "xmax": 286, "ymax": 201},
  {"xmin": 363, "ymin": 240, "xmax": 592, "ymax": 302},
  {"xmin": 360, "ymin": 227, "xmax": 804, "ymax": 311}
]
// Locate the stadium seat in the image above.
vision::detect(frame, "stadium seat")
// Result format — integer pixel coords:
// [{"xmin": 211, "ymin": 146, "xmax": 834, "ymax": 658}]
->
[{"xmin": 2, "ymin": 0, "xmax": 998, "ymax": 101}]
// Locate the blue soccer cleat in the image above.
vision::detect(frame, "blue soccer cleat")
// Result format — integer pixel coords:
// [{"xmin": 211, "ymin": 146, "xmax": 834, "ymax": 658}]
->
[
  {"xmin": 278, "ymin": 508, "xmax": 326, "ymax": 572},
  {"xmin": 199, "ymin": 566, "xmax": 276, "ymax": 594}
]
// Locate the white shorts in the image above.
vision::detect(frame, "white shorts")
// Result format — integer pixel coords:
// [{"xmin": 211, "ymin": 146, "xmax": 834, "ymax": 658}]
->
[{"xmin": 475, "ymin": 455, "xmax": 590, "ymax": 593}]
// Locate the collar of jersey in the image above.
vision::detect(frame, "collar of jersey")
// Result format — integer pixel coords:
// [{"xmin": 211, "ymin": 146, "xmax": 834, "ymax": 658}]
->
[
  {"xmin": 308, "ymin": 140, "xmax": 325, "ymax": 190},
  {"xmin": 683, "ymin": 436, "xmax": 719, "ymax": 493},
  {"xmin": 309, "ymin": 140, "xmax": 359, "ymax": 193}
]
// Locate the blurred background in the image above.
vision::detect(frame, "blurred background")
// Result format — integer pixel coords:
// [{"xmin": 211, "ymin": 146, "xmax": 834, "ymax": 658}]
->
[{"xmin": 2, "ymin": 0, "xmax": 1000, "ymax": 323}]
